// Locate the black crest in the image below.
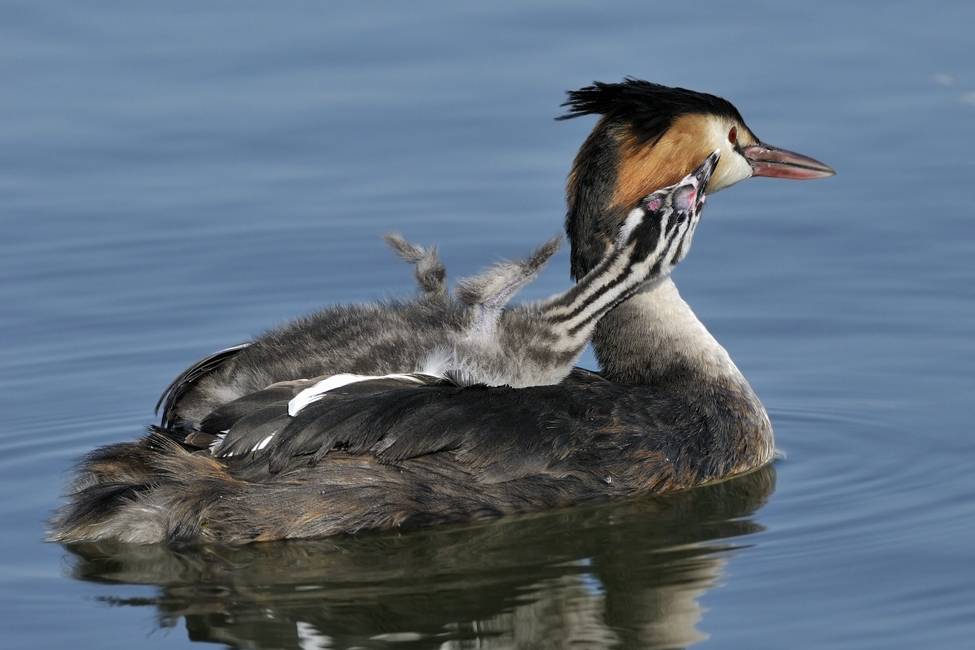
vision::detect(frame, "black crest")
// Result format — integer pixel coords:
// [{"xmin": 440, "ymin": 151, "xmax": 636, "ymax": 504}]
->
[{"xmin": 557, "ymin": 78, "xmax": 744, "ymax": 144}]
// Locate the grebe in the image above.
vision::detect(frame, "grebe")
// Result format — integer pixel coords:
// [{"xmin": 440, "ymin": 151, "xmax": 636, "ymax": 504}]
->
[{"xmin": 50, "ymin": 80, "xmax": 833, "ymax": 544}]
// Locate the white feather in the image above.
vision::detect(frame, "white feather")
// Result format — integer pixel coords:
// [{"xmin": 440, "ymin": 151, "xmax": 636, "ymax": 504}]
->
[{"xmin": 288, "ymin": 373, "xmax": 428, "ymax": 416}]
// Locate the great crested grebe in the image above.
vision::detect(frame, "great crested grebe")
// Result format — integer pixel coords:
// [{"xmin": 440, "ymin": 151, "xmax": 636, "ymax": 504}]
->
[{"xmin": 50, "ymin": 80, "xmax": 833, "ymax": 545}]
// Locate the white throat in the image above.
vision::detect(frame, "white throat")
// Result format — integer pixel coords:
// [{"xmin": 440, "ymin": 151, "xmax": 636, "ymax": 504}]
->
[{"xmin": 593, "ymin": 277, "xmax": 743, "ymax": 383}]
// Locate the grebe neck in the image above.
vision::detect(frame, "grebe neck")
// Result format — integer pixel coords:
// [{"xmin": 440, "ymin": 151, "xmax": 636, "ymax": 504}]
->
[
  {"xmin": 593, "ymin": 277, "xmax": 746, "ymax": 388},
  {"xmin": 592, "ymin": 276, "xmax": 775, "ymax": 474}
]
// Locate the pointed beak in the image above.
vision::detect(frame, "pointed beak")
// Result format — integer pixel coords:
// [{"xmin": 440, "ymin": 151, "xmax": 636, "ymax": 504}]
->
[
  {"xmin": 692, "ymin": 149, "xmax": 721, "ymax": 188},
  {"xmin": 674, "ymin": 150, "xmax": 720, "ymax": 213},
  {"xmin": 742, "ymin": 143, "xmax": 835, "ymax": 180}
]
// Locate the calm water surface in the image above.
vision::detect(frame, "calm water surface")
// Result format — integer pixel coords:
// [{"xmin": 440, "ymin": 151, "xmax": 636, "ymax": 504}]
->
[{"xmin": 2, "ymin": 2, "xmax": 974, "ymax": 648}]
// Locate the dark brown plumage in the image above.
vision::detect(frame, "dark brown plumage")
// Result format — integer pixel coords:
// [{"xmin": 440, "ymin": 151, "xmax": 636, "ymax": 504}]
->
[{"xmin": 53, "ymin": 368, "xmax": 770, "ymax": 544}]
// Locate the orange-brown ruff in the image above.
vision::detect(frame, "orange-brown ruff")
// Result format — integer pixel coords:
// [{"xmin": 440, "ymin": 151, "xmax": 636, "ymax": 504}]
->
[
  {"xmin": 50, "ymin": 79, "xmax": 834, "ymax": 545},
  {"xmin": 611, "ymin": 114, "xmax": 760, "ymax": 211}
]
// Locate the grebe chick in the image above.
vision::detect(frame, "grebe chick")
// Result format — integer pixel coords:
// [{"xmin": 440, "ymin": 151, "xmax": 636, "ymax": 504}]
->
[{"xmin": 282, "ymin": 153, "xmax": 715, "ymax": 421}]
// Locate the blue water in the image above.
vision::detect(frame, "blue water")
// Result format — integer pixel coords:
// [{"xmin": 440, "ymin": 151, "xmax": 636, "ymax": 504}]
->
[{"xmin": 2, "ymin": 2, "xmax": 974, "ymax": 648}]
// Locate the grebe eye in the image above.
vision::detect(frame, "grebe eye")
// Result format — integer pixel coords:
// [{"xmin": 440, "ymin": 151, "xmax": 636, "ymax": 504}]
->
[{"xmin": 728, "ymin": 126, "xmax": 738, "ymax": 144}]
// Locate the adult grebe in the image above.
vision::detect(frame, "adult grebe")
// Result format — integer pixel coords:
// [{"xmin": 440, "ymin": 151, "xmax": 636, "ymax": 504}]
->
[{"xmin": 50, "ymin": 80, "xmax": 833, "ymax": 544}]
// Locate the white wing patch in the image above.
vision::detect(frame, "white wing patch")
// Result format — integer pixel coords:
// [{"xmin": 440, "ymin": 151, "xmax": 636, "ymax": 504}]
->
[
  {"xmin": 287, "ymin": 373, "xmax": 429, "ymax": 417},
  {"xmin": 296, "ymin": 621, "xmax": 333, "ymax": 650},
  {"xmin": 208, "ymin": 432, "xmax": 228, "ymax": 456}
]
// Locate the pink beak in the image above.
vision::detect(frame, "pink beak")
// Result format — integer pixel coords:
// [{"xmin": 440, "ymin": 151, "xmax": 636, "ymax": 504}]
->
[{"xmin": 742, "ymin": 143, "xmax": 835, "ymax": 180}]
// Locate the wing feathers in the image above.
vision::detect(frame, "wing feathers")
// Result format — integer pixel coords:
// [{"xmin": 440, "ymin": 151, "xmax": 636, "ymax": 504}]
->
[{"xmin": 156, "ymin": 342, "xmax": 252, "ymax": 429}]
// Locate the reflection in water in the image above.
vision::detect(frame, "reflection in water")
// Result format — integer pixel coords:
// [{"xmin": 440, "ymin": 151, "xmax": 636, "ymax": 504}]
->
[{"xmin": 64, "ymin": 465, "xmax": 774, "ymax": 649}]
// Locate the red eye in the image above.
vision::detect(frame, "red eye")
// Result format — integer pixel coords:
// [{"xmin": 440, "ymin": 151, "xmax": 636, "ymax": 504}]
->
[{"xmin": 728, "ymin": 126, "xmax": 738, "ymax": 144}]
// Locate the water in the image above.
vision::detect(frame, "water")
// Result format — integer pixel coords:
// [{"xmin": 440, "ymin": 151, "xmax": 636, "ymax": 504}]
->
[{"xmin": 2, "ymin": 2, "xmax": 973, "ymax": 648}]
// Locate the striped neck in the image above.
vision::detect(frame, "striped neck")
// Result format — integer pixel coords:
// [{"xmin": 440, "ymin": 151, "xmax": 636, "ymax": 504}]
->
[{"xmin": 540, "ymin": 239, "xmax": 656, "ymax": 353}]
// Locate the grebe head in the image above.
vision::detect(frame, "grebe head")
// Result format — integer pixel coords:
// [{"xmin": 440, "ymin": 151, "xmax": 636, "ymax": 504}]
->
[{"xmin": 560, "ymin": 78, "xmax": 834, "ymax": 277}]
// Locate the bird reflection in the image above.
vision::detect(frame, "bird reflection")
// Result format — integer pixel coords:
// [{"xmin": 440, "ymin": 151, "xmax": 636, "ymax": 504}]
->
[{"xmin": 62, "ymin": 464, "xmax": 775, "ymax": 649}]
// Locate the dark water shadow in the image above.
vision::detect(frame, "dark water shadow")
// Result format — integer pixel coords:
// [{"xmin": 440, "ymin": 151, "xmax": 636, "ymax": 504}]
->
[{"xmin": 62, "ymin": 465, "xmax": 775, "ymax": 649}]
